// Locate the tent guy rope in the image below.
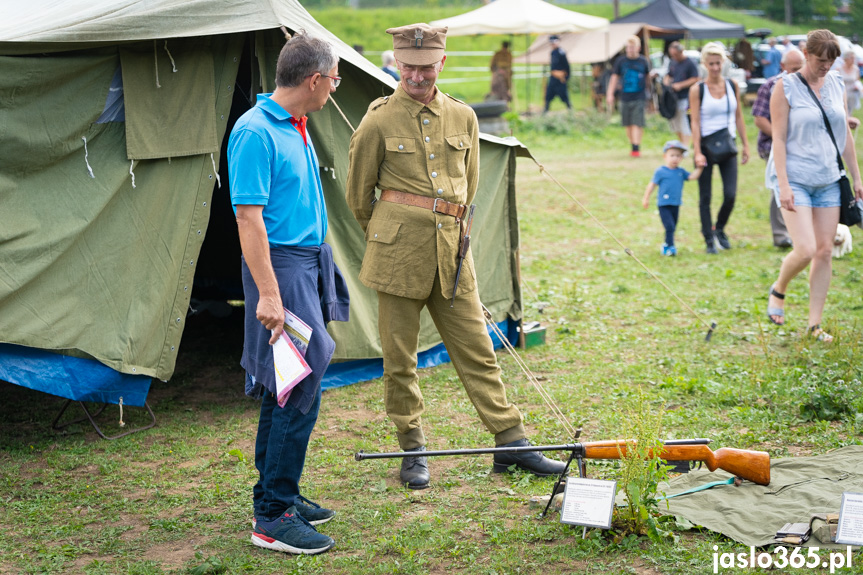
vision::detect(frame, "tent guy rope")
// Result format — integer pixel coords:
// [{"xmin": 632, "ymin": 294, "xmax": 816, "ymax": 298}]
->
[
  {"xmin": 482, "ymin": 304, "xmax": 577, "ymax": 438},
  {"xmin": 533, "ymin": 159, "xmax": 718, "ymax": 340}
]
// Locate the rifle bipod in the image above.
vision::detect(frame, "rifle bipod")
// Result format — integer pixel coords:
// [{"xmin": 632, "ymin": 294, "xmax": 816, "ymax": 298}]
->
[{"xmin": 540, "ymin": 429, "xmax": 584, "ymax": 519}]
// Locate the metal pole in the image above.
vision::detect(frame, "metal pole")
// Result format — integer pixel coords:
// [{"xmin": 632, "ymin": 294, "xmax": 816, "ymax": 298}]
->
[
  {"xmin": 355, "ymin": 443, "xmax": 581, "ymax": 461},
  {"xmin": 525, "ymin": 33, "xmax": 531, "ymax": 115}
]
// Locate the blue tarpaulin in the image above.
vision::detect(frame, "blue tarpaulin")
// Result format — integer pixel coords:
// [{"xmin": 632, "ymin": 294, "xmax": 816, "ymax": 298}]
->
[
  {"xmin": 0, "ymin": 343, "xmax": 152, "ymax": 407},
  {"xmin": 0, "ymin": 319, "xmax": 518, "ymax": 402}
]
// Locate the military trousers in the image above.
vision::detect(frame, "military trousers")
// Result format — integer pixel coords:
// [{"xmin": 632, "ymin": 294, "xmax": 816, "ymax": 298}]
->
[{"xmin": 377, "ymin": 271, "xmax": 525, "ymax": 451}]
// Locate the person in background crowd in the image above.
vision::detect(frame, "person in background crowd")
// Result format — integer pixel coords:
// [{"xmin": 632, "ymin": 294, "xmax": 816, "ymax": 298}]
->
[
  {"xmin": 839, "ymin": 51, "xmax": 862, "ymax": 111},
  {"xmin": 761, "ymin": 38, "xmax": 782, "ymax": 79},
  {"xmin": 381, "ymin": 50, "xmax": 400, "ymax": 81},
  {"xmin": 766, "ymin": 30, "xmax": 863, "ymax": 343},
  {"xmin": 752, "ymin": 48, "xmax": 806, "ymax": 248},
  {"xmin": 607, "ymin": 35, "xmax": 651, "ymax": 157},
  {"xmin": 689, "ymin": 42, "xmax": 750, "ymax": 254},
  {"xmin": 664, "ymin": 41, "xmax": 699, "ymax": 146},
  {"xmin": 489, "ymin": 41, "xmax": 513, "ymax": 103},
  {"xmin": 642, "ymin": 140, "xmax": 703, "ymax": 256},
  {"xmin": 545, "ymin": 35, "xmax": 571, "ymax": 112}
]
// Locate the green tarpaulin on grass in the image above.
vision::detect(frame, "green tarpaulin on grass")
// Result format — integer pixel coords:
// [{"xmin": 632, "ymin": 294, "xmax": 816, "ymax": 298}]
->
[{"xmin": 661, "ymin": 445, "xmax": 863, "ymax": 549}]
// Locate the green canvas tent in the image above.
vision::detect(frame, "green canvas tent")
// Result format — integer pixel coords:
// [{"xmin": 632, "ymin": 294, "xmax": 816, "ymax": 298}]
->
[{"xmin": 0, "ymin": 0, "xmax": 529, "ymax": 408}]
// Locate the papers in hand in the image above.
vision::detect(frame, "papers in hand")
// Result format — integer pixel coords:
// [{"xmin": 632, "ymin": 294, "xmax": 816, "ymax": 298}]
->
[{"xmin": 272, "ymin": 308, "xmax": 313, "ymax": 407}]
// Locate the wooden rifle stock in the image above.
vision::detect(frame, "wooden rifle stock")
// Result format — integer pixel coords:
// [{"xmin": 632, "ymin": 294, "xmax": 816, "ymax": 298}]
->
[{"xmin": 582, "ymin": 441, "xmax": 771, "ymax": 486}]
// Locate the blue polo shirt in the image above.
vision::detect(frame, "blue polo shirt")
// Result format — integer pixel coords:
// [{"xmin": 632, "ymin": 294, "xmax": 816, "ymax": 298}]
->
[
  {"xmin": 228, "ymin": 93, "xmax": 327, "ymax": 247},
  {"xmin": 652, "ymin": 166, "xmax": 690, "ymax": 207},
  {"xmin": 762, "ymin": 47, "xmax": 782, "ymax": 79}
]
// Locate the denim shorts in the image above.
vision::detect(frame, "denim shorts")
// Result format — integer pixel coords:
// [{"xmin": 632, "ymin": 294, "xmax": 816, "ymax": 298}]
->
[{"xmin": 773, "ymin": 180, "xmax": 841, "ymax": 208}]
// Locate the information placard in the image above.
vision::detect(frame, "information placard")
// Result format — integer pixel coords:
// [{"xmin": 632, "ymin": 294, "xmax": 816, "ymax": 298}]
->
[
  {"xmin": 835, "ymin": 492, "xmax": 863, "ymax": 546},
  {"xmin": 559, "ymin": 477, "xmax": 617, "ymax": 529}
]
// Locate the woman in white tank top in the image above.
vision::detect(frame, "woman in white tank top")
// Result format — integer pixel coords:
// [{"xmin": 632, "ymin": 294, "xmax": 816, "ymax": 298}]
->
[{"xmin": 689, "ymin": 42, "xmax": 750, "ymax": 254}]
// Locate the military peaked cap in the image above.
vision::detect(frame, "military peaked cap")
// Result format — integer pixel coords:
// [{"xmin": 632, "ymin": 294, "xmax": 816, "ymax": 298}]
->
[{"xmin": 386, "ymin": 23, "xmax": 447, "ymax": 66}]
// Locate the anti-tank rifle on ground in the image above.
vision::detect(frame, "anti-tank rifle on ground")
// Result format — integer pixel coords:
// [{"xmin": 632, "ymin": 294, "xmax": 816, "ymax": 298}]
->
[{"xmin": 356, "ymin": 435, "xmax": 770, "ymax": 516}]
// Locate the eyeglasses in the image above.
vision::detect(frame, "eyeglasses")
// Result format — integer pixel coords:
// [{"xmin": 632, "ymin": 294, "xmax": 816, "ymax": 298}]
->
[
  {"xmin": 307, "ymin": 73, "xmax": 341, "ymax": 88},
  {"xmin": 322, "ymin": 75, "xmax": 341, "ymax": 88}
]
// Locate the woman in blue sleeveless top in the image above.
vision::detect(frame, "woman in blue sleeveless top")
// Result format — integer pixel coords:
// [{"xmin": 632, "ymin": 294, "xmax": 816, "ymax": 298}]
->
[{"xmin": 766, "ymin": 30, "xmax": 863, "ymax": 342}]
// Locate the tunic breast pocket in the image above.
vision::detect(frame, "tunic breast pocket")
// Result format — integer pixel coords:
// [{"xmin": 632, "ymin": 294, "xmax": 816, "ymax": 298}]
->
[
  {"xmin": 384, "ymin": 136, "xmax": 417, "ymax": 175},
  {"xmin": 445, "ymin": 134, "xmax": 471, "ymax": 179}
]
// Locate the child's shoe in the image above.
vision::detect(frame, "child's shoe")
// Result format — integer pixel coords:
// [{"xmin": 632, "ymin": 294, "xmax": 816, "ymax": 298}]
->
[{"xmin": 668, "ymin": 245, "xmax": 677, "ymax": 256}]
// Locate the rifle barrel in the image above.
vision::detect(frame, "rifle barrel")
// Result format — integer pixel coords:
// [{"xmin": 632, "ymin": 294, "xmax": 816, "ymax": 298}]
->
[{"xmin": 355, "ymin": 443, "xmax": 580, "ymax": 461}]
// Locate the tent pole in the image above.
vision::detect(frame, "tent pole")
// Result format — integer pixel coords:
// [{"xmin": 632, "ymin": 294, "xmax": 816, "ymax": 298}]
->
[{"xmin": 525, "ymin": 34, "xmax": 531, "ymax": 116}]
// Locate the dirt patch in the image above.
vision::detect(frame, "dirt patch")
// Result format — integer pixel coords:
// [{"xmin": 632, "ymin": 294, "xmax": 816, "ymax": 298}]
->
[{"xmin": 142, "ymin": 539, "xmax": 206, "ymax": 571}]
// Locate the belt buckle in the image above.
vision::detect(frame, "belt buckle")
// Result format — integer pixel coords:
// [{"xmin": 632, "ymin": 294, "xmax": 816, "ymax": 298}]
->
[{"xmin": 433, "ymin": 197, "xmax": 445, "ymax": 214}]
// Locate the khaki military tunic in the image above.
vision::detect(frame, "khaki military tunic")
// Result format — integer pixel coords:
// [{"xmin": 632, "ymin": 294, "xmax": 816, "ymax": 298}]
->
[
  {"xmin": 346, "ymin": 86, "xmax": 479, "ymax": 300},
  {"xmin": 346, "ymin": 85, "xmax": 525, "ymax": 451}
]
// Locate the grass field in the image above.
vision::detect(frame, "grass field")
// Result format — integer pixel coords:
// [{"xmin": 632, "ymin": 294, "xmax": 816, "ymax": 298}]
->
[{"xmin": 2, "ymin": 5, "xmax": 863, "ymax": 575}]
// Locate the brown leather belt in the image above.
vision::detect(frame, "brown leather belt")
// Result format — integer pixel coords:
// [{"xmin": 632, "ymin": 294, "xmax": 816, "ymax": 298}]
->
[{"xmin": 380, "ymin": 190, "xmax": 467, "ymax": 221}]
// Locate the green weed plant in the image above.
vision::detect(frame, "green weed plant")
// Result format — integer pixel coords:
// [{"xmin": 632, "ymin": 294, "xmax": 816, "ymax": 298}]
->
[{"xmin": 611, "ymin": 390, "xmax": 673, "ymax": 543}]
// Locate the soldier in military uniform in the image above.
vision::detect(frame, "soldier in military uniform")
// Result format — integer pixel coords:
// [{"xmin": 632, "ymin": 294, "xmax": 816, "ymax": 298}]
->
[{"xmin": 346, "ymin": 23, "xmax": 565, "ymax": 490}]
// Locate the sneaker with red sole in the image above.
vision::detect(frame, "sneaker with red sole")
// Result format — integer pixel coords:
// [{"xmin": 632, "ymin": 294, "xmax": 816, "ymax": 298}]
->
[
  {"xmin": 251, "ymin": 506, "xmax": 335, "ymax": 555},
  {"xmin": 630, "ymin": 150, "xmax": 641, "ymax": 157}
]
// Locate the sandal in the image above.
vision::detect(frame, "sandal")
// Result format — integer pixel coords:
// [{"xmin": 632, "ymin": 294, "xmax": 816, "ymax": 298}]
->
[
  {"xmin": 808, "ymin": 325, "xmax": 834, "ymax": 343},
  {"xmin": 767, "ymin": 284, "xmax": 785, "ymax": 325}
]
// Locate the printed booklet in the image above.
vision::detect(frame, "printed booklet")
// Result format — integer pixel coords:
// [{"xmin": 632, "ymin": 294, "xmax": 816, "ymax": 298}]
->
[{"xmin": 272, "ymin": 308, "xmax": 313, "ymax": 407}]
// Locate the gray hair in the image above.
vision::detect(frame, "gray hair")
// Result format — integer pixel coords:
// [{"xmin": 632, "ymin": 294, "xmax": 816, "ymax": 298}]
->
[
  {"xmin": 668, "ymin": 41, "xmax": 683, "ymax": 54},
  {"xmin": 276, "ymin": 32, "xmax": 338, "ymax": 88}
]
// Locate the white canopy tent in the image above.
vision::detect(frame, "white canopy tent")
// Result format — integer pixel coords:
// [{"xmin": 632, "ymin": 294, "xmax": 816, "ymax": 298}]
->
[
  {"xmin": 514, "ymin": 23, "xmax": 674, "ymax": 66},
  {"xmin": 430, "ymin": 0, "xmax": 608, "ymax": 113},
  {"xmin": 429, "ymin": 0, "xmax": 608, "ymax": 36}
]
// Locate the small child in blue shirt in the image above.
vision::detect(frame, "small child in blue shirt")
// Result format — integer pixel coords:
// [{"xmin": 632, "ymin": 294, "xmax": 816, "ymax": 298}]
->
[{"xmin": 642, "ymin": 140, "xmax": 703, "ymax": 256}]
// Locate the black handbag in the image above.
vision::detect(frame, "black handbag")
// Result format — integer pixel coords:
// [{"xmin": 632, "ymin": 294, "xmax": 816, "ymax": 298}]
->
[
  {"xmin": 699, "ymin": 80, "xmax": 738, "ymax": 164},
  {"xmin": 702, "ymin": 128, "xmax": 737, "ymax": 164},
  {"xmin": 797, "ymin": 72, "xmax": 862, "ymax": 227}
]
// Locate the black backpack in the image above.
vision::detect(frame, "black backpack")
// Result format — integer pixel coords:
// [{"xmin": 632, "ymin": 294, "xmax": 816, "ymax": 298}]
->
[{"xmin": 658, "ymin": 84, "xmax": 678, "ymax": 119}]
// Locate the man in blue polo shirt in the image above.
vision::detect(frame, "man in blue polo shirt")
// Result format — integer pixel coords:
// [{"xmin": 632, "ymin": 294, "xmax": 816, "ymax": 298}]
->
[
  {"xmin": 228, "ymin": 32, "xmax": 349, "ymax": 556},
  {"xmin": 760, "ymin": 38, "xmax": 782, "ymax": 79}
]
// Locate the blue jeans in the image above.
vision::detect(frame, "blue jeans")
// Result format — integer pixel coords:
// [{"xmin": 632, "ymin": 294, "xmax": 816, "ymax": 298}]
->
[
  {"xmin": 658, "ymin": 205, "xmax": 680, "ymax": 246},
  {"xmin": 253, "ymin": 384, "xmax": 322, "ymax": 521}
]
